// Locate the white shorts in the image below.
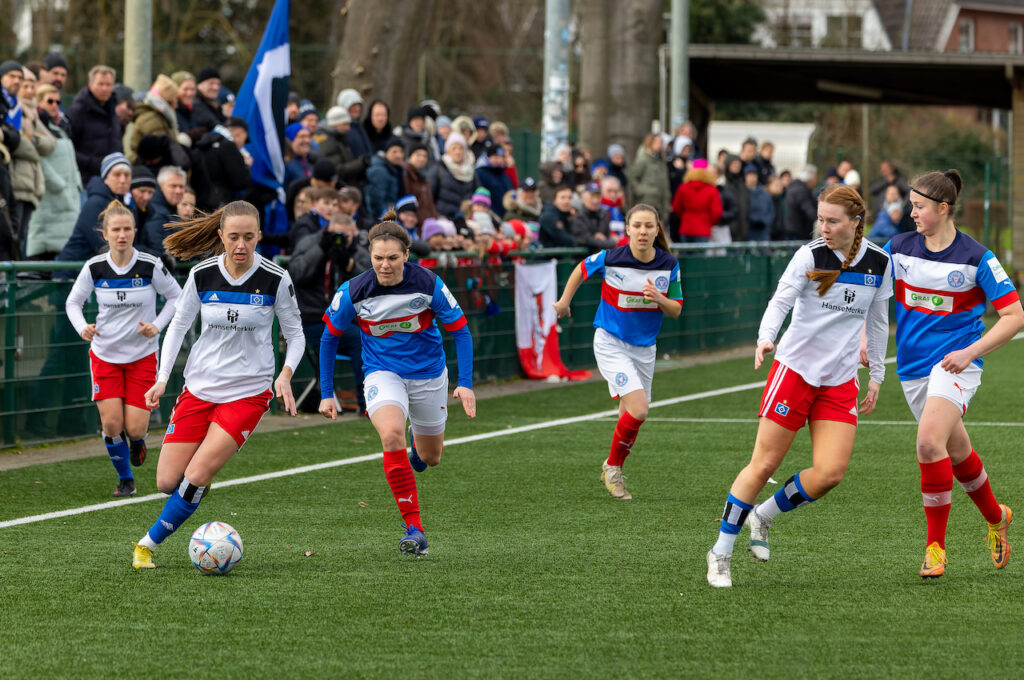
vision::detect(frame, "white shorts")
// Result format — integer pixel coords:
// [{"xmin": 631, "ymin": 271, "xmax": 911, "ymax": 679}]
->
[
  {"xmin": 900, "ymin": 362, "xmax": 982, "ymax": 421},
  {"xmin": 593, "ymin": 327, "xmax": 655, "ymax": 400},
  {"xmin": 364, "ymin": 370, "xmax": 449, "ymax": 435}
]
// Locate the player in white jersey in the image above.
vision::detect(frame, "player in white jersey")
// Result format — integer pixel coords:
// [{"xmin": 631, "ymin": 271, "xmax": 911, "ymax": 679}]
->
[
  {"xmin": 554, "ymin": 204, "xmax": 683, "ymax": 500},
  {"xmin": 706, "ymin": 185, "xmax": 892, "ymax": 588},
  {"xmin": 65, "ymin": 200, "xmax": 182, "ymax": 498},
  {"xmin": 892, "ymin": 170, "xmax": 1023, "ymax": 578},
  {"xmin": 319, "ymin": 214, "xmax": 475, "ymax": 556},
  {"xmin": 131, "ymin": 201, "xmax": 305, "ymax": 569}
]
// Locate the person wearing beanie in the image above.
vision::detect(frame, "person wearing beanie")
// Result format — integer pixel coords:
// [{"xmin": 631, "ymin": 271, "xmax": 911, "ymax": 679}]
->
[
  {"xmin": 596, "ymin": 143, "xmax": 629, "ymax": 200},
  {"xmin": 68, "ymin": 65, "xmax": 123, "ymax": 184},
  {"xmin": 435, "ymin": 115, "xmax": 452, "ymax": 151},
  {"xmin": 112, "ymin": 83, "xmax": 136, "ymax": 127},
  {"xmin": 129, "ymin": 165, "xmax": 158, "ymax": 236},
  {"xmin": 571, "ymin": 180, "xmax": 617, "ymax": 251},
  {"xmin": 283, "ymin": 121, "xmax": 316, "ymax": 188},
  {"xmin": 313, "ymin": 105, "xmax": 369, "ymax": 186},
  {"xmin": 431, "ymin": 132, "xmax": 476, "ymax": 219},
  {"xmin": 298, "ymin": 102, "xmax": 320, "ymax": 135},
  {"xmin": 125, "ymin": 74, "xmax": 183, "ymax": 163},
  {"xmin": 335, "ymin": 88, "xmax": 371, "ymax": 158},
  {"xmin": 400, "ymin": 106, "xmax": 437, "ymax": 163},
  {"xmin": 474, "ymin": 140, "xmax": 513, "ymax": 210},
  {"xmin": 365, "ymin": 136, "xmax": 407, "ymax": 219},
  {"xmin": 191, "ymin": 66, "xmax": 224, "ymax": 134},
  {"xmin": 538, "ymin": 185, "xmax": 577, "ymax": 248},
  {"xmin": 503, "ymin": 176, "xmax": 543, "ymax": 222},
  {"xmin": 395, "ymin": 194, "xmax": 421, "ymax": 239},
  {"xmin": 362, "ymin": 99, "xmax": 393, "ymax": 155},
  {"xmin": 402, "ymin": 141, "xmax": 439, "ymax": 223},
  {"xmin": 190, "ymin": 117, "xmax": 252, "ymax": 213},
  {"xmin": 57, "ymin": 152, "xmax": 132, "ymax": 263},
  {"xmin": 41, "ymin": 53, "xmax": 69, "ymax": 92}
]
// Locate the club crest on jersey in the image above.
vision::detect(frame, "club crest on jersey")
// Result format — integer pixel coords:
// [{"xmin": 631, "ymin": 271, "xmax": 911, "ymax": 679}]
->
[
  {"xmin": 367, "ymin": 386, "xmax": 379, "ymax": 401},
  {"xmin": 116, "ymin": 291, "xmax": 126, "ymax": 301},
  {"xmin": 132, "ymin": 278, "xmax": 143, "ymax": 287},
  {"xmin": 843, "ymin": 288, "xmax": 856, "ymax": 304},
  {"xmin": 409, "ymin": 296, "xmax": 427, "ymax": 310},
  {"xmin": 227, "ymin": 308, "xmax": 239, "ymax": 323},
  {"xmin": 864, "ymin": 275, "xmax": 876, "ymax": 287},
  {"xmin": 614, "ymin": 372, "xmax": 628, "ymax": 387},
  {"xmin": 774, "ymin": 402, "xmax": 790, "ymax": 416},
  {"xmin": 655, "ymin": 276, "xmax": 669, "ymax": 291},
  {"xmin": 947, "ymin": 270, "xmax": 965, "ymax": 288}
]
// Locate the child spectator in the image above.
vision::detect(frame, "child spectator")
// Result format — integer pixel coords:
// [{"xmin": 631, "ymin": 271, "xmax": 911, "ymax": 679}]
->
[{"xmin": 745, "ymin": 164, "xmax": 775, "ymax": 242}]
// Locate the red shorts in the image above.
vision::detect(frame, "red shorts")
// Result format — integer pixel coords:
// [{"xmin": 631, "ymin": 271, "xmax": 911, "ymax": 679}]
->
[
  {"xmin": 164, "ymin": 387, "xmax": 273, "ymax": 448},
  {"xmin": 90, "ymin": 351, "xmax": 156, "ymax": 410},
  {"xmin": 758, "ymin": 361, "xmax": 859, "ymax": 431}
]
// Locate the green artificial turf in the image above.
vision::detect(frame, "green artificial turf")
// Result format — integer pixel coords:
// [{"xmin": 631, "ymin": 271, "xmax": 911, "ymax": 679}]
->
[{"xmin": 2, "ymin": 341, "xmax": 1024, "ymax": 678}]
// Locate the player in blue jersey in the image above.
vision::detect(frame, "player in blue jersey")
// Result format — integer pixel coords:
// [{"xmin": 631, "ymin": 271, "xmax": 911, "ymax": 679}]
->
[
  {"xmin": 888, "ymin": 169, "xmax": 1024, "ymax": 578},
  {"xmin": 707, "ymin": 186, "xmax": 892, "ymax": 587},
  {"xmin": 319, "ymin": 212, "xmax": 475, "ymax": 556},
  {"xmin": 553, "ymin": 203, "xmax": 683, "ymax": 500},
  {"xmin": 131, "ymin": 201, "xmax": 304, "ymax": 569},
  {"xmin": 65, "ymin": 201, "xmax": 181, "ymax": 498}
]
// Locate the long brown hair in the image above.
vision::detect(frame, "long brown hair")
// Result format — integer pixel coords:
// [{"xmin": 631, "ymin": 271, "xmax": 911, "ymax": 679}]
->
[
  {"xmin": 163, "ymin": 200, "xmax": 260, "ymax": 260},
  {"xmin": 909, "ymin": 169, "xmax": 962, "ymax": 212},
  {"xmin": 367, "ymin": 209, "xmax": 412, "ymax": 252},
  {"xmin": 805, "ymin": 185, "xmax": 866, "ymax": 296},
  {"xmin": 625, "ymin": 203, "xmax": 670, "ymax": 251}
]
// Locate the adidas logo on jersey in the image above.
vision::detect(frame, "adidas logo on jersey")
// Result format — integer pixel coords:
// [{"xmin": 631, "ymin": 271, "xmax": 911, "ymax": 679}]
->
[
  {"xmin": 100, "ymin": 281, "xmax": 109, "ymax": 287},
  {"xmin": 209, "ymin": 293, "xmax": 220, "ymax": 301}
]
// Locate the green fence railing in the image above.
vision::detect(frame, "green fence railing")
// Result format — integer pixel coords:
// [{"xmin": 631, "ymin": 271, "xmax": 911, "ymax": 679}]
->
[{"xmin": 0, "ymin": 242, "xmax": 800, "ymax": 448}]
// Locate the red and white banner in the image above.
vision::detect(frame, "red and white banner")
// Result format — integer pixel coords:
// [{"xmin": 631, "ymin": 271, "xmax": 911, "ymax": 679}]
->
[{"xmin": 515, "ymin": 261, "xmax": 591, "ymax": 381}]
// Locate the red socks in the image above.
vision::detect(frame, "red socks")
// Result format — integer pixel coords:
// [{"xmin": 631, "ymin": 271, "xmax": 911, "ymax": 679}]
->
[
  {"xmin": 952, "ymin": 450, "xmax": 1003, "ymax": 525},
  {"xmin": 920, "ymin": 459, "xmax": 952, "ymax": 549},
  {"xmin": 383, "ymin": 449, "xmax": 422, "ymax": 531},
  {"xmin": 607, "ymin": 411, "xmax": 643, "ymax": 468}
]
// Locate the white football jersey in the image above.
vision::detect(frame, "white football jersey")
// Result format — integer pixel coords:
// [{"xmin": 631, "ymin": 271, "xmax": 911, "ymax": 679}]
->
[
  {"xmin": 758, "ymin": 238, "xmax": 892, "ymax": 386},
  {"xmin": 158, "ymin": 253, "xmax": 305, "ymax": 403},
  {"xmin": 66, "ymin": 249, "xmax": 182, "ymax": 364}
]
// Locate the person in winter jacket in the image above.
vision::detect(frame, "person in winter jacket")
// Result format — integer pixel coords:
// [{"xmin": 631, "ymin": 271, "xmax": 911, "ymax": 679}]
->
[
  {"xmin": 190, "ymin": 67, "xmax": 225, "ymax": 135},
  {"xmin": 672, "ymin": 159, "xmax": 722, "ymax": 243},
  {"xmin": 744, "ymin": 164, "xmax": 775, "ymax": 242},
  {"xmin": 69, "ymin": 65, "xmax": 122, "ymax": 184},
  {"xmin": 314, "ymin": 106, "xmax": 370, "ymax": 186},
  {"xmin": 431, "ymin": 132, "xmax": 476, "ymax": 219},
  {"xmin": 125, "ymin": 74, "xmax": 185, "ymax": 163},
  {"xmin": 400, "ymin": 106, "xmax": 438, "ymax": 164},
  {"xmin": 365, "ymin": 137, "xmax": 406, "ymax": 219},
  {"xmin": 539, "ymin": 185, "xmax": 576, "ymax": 248},
  {"xmin": 784, "ymin": 164, "xmax": 818, "ymax": 240},
  {"xmin": 537, "ymin": 161, "xmax": 568, "ymax": 205},
  {"xmin": 754, "ymin": 141, "xmax": 775, "ymax": 187},
  {"xmin": 10, "ymin": 69, "xmax": 57, "ymax": 255},
  {"xmin": 630, "ymin": 133, "xmax": 671, "ymax": 224},
  {"xmin": 362, "ymin": 99, "xmax": 393, "ymax": 155},
  {"xmin": 57, "ymin": 152, "xmax": 131, "ymax": 263},
  {"xmin": 336, "ymin": 88, "xmax": 372, "ymax": 159},
  {"xmin": 190, "ymin": 117, "xmax": 251, "ymax": 212},
  {"xmin": 571, "ymin": 182, "xmax": 616, "ymax": 250},
  {"xmin": 27, "ymin": 84, "xmax": 82, "ymax": 259},
  {"xmin": 502, "ymin": 176, "xmax": 543, "ymax": 222},
  {"xmin": 171, "ymin": 71, "xmax": 200, "ymax": 142},
  {"xmin": 593, "ymin": 144, "xmax": 629, "ymax": 200},
  {"xmin": 723, "ymin": 154, "xmax": 749, "ymax": 242},
  {"xmin": 475, "ymin": 140, "xmax": 513, "ymax": 208},
  {"xmin": 402, "ymin": 143, "xmax": 438, "ymax": 222},
  {"xmin": 283, "ymin": 122, "xmax": 317, "ymax": 188}
]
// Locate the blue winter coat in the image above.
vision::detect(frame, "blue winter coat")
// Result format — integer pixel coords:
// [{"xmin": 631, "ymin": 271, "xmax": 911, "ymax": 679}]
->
[
  {"xmin": 365, "ymin": 155, "xmax": 405, "ymax": 219},
  {"xmin": 747, "ymin": 186, "xmax": 775, "ymax": 232},
  {"xmin": 475, "ymin": 161, "xmax": 513, "ymax": 208},
  {"xmin": 56, "ymin": 176, "xmax": 122, "ymax": 263}
]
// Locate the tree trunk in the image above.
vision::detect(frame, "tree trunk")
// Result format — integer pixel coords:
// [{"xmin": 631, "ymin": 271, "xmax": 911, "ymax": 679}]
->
[
  {"xmin": 577, "ymin": 0, "xmax": 610, "ymax": 161},
  {"xmin": 332, "ymin": 0, "xmax": 438, "ymax": 122}
]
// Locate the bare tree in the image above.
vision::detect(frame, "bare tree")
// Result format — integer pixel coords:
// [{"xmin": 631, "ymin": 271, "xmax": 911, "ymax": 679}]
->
[{"xmin": 331, "ymin": 0, "xmax": 439, "ymax": 119}]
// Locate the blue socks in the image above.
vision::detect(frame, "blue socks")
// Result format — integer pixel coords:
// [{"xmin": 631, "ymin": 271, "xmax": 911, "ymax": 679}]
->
[
  {"xmin": 757, "ymin": 472, "xmax": 816, "ymax": 520},
  {"xmin": 104, "ymin": 434, "xmax": 132, "ymax": 480},
  {"xmin": 144, "ymin": 477, "xmax": 207, "ymax": 546}
]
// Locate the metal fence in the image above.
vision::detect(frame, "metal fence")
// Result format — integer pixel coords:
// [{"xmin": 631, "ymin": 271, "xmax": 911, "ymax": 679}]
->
[{"xmin": 0, "ymin": 243, "xmax": 800, "ymax": 448}]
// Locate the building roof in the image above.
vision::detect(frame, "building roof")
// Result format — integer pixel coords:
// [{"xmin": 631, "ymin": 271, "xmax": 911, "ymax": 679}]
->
[{"xmin": 873, "ymin": 0, "xmax": 954, "ymax": 51}]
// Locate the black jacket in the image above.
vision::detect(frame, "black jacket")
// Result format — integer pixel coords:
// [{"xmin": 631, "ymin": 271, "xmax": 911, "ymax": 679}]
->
[
  {"xmin": 538, "ymin": 202, "xmax": 576, "ymax": 248},
  {"xmin": 288, "ymin": 227, "xmax": 370, "ymax": 326},
  {"xmin": 57, "ymin": 176, "xmax": 122, "ymax": 263},
  {"xmin": 263, "ymin": 210, "xmax": 326, "ymax": 254},
  {"xmin": 314, "ymin": 124, "xmax": 369, "ymax": 185},
  {"xmin": 784, "ymin": 180, "xmax": 817, "ymax": 240},
  {"xmin": 191, "ymin": 130, "xmax": 251, "ymax": 212},
  {"xmin": 431, "ymin": 163, "xmax": 476, "ymax": 219},
  {"xmin": 570, "ymin": 208, "xmax": 616, "ymax": 251},
  {"xmin": 68, "ymin": 86, "xmax": 122, "ymax": 184},
  {"xmin": 191, "ymin": 95, "xmax": 223, "ymax": 133}
]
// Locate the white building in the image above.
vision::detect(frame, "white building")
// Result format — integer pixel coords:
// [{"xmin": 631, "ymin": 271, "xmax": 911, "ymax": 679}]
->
[{"xmin": 753, "ymin": 0, "xmax": 894, "ymax": 51}]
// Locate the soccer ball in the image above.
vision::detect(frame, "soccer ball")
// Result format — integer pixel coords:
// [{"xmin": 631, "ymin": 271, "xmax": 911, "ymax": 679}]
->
[{"xmin": 188, "ymin": 521, "xmax": 243, "ymax": 575}]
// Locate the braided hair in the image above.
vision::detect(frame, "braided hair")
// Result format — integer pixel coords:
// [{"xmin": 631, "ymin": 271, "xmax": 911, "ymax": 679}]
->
[{"xmin": 805, "ymin": 185, "xmax": 866, "ymax": 296}]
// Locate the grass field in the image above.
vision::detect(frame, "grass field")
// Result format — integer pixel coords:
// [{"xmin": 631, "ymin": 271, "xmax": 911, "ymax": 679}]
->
[{"xmin": 3, "ymin": 339, "xmax": 1024, "ymax": 678}]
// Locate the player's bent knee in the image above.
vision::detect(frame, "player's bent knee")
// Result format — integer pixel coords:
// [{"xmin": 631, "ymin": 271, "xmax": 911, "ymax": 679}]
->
[
  {"xmin": 380, "ymin": 429, "xmax": 406, "ymax": 451},
  {"xmin": 817, "ymin": 466, "xmax": 847, "ymax": 491},
  {"xmin": 916, "ymin": 437, "xmax": 946, "ymax": 462},
  {"xmin": 744, "ymin": 460, "xmax": 778, "ymax": 484}
]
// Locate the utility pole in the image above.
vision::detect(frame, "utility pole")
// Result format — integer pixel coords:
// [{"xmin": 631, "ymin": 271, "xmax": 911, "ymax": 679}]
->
[
  {"xmin": 541, "ymin": 0, "xmax": 571, "ymax": 162},
  {"xmin": 670, "ymin": 0, "xmax": 688, "ymax": 131},
  {"xmin": 124, "ymin": 0, "xmax": 152, "ymax": 93}
]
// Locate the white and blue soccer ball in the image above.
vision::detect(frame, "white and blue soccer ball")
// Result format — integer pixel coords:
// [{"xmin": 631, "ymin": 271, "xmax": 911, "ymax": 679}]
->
[{"xmin": 188, "ymin": 521, "xmax": 243, "ymax": 575}]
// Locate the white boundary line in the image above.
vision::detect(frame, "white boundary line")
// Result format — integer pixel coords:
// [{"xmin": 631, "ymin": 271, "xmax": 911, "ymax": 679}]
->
[
  {"xmin": 8, "ymin": 333, "xmax": 1024, "ymax": 530},
  {"xmin": 608, "ymin": 417, "xmax": 1024, "ymax": 427},
  {"xmin": 0, "ymin": 381, "xmax": 764, "ymax": 530}
]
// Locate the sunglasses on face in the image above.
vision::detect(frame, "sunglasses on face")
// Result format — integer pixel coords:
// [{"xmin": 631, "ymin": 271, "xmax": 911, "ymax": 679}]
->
[{"xmin": 44, "ymin": 98, "xmax": 60, "ymax": 105}]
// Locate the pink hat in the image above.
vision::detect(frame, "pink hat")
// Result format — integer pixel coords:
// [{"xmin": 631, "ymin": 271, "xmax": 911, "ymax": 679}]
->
[{"xmin": 692, "ymin": 158, "xmax": 708, "ymax": 169}]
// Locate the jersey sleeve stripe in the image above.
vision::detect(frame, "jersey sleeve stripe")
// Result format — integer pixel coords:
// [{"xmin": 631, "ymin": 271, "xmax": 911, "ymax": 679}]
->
[
  {"xmin": 992, "ymin": 289, "xmax": 1021, "ymax": 310},
  {"xmin": 578, "ymin": 260, "xmax": 589, "ymax": 281},
  {"xmin": 322, "ymin": 312, "xmax": 345, "ymax": 336},
  {"xmin": 442, "ymin": 316, "xmax": 468, "ymax": 332}
]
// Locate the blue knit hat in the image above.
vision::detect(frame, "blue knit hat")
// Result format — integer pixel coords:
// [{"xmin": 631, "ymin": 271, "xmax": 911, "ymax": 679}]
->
[
  {"xmin": 100, "ymin": 152, "xmax": 131, "ymax": 180},
  {"xmin": 395, "ymin": 195, "xmax": 419, "ymax": 213},
  {"xmin": 285, "ymin": 122, "xmax": 305, "ymax": 142}
]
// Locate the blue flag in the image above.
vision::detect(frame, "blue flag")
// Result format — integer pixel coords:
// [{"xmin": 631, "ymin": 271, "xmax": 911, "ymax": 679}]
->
[{"xmin": 233, "ymin": 0, "xmax": 290, "ymax": 248}]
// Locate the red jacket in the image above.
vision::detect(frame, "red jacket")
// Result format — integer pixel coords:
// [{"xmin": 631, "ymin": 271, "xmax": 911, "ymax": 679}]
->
[{"xmin": 672, "ymin": 168, "xmax": 722, "ymax": 238}]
